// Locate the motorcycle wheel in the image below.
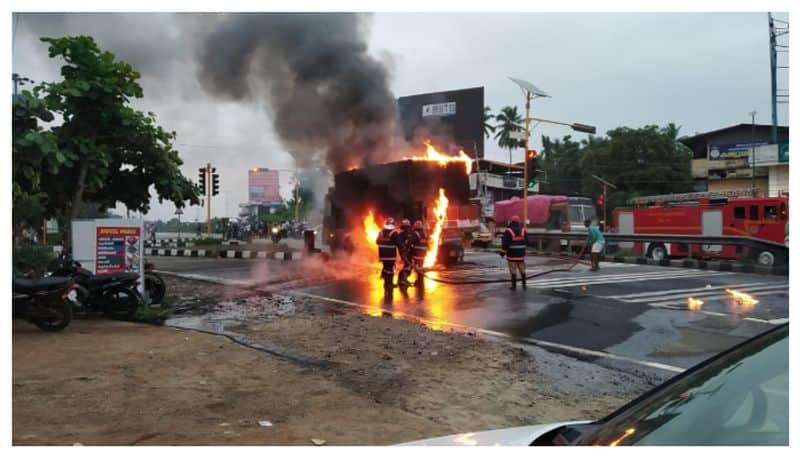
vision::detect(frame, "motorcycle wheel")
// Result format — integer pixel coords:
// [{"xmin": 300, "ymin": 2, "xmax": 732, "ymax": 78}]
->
[
  {"xmin": 145, "ymin": 273, "xmax": 166, "ymax": 305},
  {"xmin": 103, "ymin": 285, "xmax": 144, "ymax": 320},
  {"xmin": 31, "ymin": 301, "xmax": 73, "ymax": 332}
]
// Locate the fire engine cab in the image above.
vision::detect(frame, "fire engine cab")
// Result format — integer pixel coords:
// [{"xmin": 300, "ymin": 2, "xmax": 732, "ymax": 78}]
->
[{"xmin": 613, "ymin": 189, "xmax": 788, "ymax": 266}]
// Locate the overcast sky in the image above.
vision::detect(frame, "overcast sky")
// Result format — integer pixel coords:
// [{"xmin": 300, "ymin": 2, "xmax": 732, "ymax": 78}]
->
[{"xmin": 12, "ymin": 12, "xmax": 789, "ymax": 221}]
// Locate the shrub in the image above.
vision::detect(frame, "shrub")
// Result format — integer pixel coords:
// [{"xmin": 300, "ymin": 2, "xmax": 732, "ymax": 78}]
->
[{"xmin": 14, "ymin": 244, "xmax": 55, "ymax": 276}]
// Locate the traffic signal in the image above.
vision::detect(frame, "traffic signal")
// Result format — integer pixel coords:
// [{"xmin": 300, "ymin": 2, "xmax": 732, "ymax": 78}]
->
[
  {"xmin": 526, "ymin": 150, "xmax": 538, "ymax": 189},
  {"xmin": 198, "ymin": 167, "xmax": 207, "ymax": 194},
  {"xmin": 597, "ymin": 194, "xmax": 605, "ymax": 206},
  {"xmin": 212, "ymin": 172, "xmax": 220, "ymax": 196}
]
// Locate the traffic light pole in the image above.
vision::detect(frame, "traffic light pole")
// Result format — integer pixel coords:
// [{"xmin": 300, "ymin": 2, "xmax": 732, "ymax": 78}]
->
[
  {"xmin": 522, "ymin": 91, "xmax": 532, "ymax": 227},
  {"xmin": 206, "ymin": 163, "xmax": 212, "ymax": 237}
]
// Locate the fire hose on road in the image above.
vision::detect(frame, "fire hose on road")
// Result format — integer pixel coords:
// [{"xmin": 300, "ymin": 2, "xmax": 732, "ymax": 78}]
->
[{"xmin": 421, "ymin": 244, "xmax": 590, "ymax": 285}]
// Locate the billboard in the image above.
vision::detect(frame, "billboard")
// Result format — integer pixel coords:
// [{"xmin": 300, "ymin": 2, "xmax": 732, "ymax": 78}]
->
[
  {"xmin": 248, "ymin": 168, "xmax": 281, "ymax": 203},
  {"xmin": 398, "ymin": 87, "xmax": 484, "ymax": 159},
  {"xmin": 708, "ymin": 142, "xmax": 767, "ymax": 160}
]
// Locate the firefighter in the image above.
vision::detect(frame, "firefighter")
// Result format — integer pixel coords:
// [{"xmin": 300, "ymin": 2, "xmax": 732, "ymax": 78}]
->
[
  {"xmin": 376, "ymin": 218, "xmax": 398, "ymax": 288},
  {"xmin": 396, "ymin": 218, "xmax": 414, "ymax": 287},
  {"xmin": 499, "ymin": 215, "xmax": 527, "ymax": 290},
  {"xmin": 411, "ymin": 220, "xmax": 428, "ymax": 286}
]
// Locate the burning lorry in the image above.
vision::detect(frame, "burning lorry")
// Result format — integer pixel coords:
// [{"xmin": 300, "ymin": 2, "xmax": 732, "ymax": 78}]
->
[{"xmin": 323, "ymin": 159, "xmax": 472, "ymax": 266}]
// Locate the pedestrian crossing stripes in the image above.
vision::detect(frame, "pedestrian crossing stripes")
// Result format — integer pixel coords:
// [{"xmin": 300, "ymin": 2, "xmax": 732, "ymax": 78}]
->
[
  {"xmin": 605, "ymin": 280, "xmax": 789, "ymax": 320},
  {"xmin": 433, "ymin": 268, "xmax": 733, "ymax": 289},
  {"xmin": 609, "ymin": 282, "xmax": 789, "ymax": 303}
]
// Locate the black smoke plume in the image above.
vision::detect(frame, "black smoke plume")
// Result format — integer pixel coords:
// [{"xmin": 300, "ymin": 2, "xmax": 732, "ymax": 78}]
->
[{"xmin": 196, "ymin": 13, "xmax": 405, "ymax": 172}]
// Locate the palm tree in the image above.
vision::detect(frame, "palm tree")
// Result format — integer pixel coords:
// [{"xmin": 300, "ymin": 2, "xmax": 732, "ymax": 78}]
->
[
  {"xmin": 482, "ymin": 106, "xmax": 496, "ymax": 139},
  {"xmin": 494, "ymin": 106, "xmax": 524, "ymax": 167}
]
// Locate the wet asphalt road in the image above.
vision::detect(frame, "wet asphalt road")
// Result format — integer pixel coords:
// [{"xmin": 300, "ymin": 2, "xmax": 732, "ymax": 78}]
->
[{"xmin": 150, "ymin": 252, "xmax": 789, "ymax": 377}]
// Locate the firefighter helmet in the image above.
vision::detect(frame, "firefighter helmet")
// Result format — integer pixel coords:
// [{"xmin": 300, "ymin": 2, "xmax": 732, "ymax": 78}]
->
[
  {"xmin": 400, "ymin": 218, "xmax": 411, "ymax": 228},
  {"xmin": 510, "ymin": 215, "xmax": 521, "ymax": 223},
  {"xmin": 383, "ymin": 217, "xmax": 395, "ymax": 230},
  {"xmin": 413, "ymin": 220, "xmax": 423, "ymax": 230}
]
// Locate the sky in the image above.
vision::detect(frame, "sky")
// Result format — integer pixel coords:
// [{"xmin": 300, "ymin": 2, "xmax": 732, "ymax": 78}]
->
[{"xmin": 11, "ymin": 12, "xmax": 789, "ymax": 221}]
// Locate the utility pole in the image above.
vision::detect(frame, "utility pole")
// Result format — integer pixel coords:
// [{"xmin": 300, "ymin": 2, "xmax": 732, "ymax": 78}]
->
[
  {"xmin": 768, "ymin": 13, "xmax": 789, "ymax": 144},
  {"xmin": 522, "ymin": 91, "xmax": 532, "ymax": 226},
  {"xmin": 750, "ymin": 110, "xmax": 757, "ymax": 193}
]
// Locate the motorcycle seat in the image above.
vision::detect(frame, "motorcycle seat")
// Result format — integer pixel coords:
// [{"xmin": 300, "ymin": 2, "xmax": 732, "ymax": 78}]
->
[
  {"xmin": 13, "ymin": 276, "xmax": 73, "ymax": 293},
  {"xmin": 85, "ymin": 273, "xmax": 139, "ymax": 286}
]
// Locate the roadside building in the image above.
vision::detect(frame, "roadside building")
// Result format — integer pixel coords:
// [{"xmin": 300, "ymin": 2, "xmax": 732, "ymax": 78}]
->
[{"xmin": 680, "ymin": 124, "xmax": 789, "ymax": 196}]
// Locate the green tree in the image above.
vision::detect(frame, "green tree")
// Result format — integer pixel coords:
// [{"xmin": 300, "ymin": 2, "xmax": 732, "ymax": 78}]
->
[
  {"xmin": 579, "ymin": 125, "xmax": 693, "ymax": 217},
  {"xmin": 482, "ymin": 106, "xmax": 496, "ymax": 139},
  {"xmin": 493, "ymin": 106, "xmax": 524, "ymax": 166},
  {"xmin": 539, "ymin": 135, "xmax": 584, "ymax": 195},
  {"xmin": 26, "ymin": 36, "xmax": 199, "ymax": 245},
  {"xmin": 12, "ymin": 90, "xmax": 60, "ymax": 236}
]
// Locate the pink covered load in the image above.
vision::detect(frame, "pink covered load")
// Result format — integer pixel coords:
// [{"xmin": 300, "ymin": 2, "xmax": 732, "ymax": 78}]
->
[{"xmin": 493, "ymin": 195, "xmax": 567, "ymax": 225}]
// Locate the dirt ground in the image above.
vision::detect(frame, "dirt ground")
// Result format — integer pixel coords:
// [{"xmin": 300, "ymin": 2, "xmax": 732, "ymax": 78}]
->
[{"xmin": 12, "ymin": 277, "xmax": 651, "ymax": 445}]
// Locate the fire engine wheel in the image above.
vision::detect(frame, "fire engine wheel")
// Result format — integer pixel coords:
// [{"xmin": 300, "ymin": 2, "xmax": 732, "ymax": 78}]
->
[
  {"xmin": 756, "ymin": 250, "xmax": 775, "ymax": 267},
  {"xmin": 648, "ymin": 244, "xmax": 668, "ymax": 261}
]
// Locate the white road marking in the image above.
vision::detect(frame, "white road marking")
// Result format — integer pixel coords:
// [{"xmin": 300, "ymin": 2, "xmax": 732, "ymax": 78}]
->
[
  {"xmin": 531, "ymin": 271, "xmax": 732, "ymax": 288},
  {"xmin": 649, "ymin": 289, "xmax": 789, "ymax": 307},
  {"xmin": 291, "ymin": 291, "xmax": 686, "ymax": 374},
  {"xmin": 606, "ymin": 282, "xmax": 775, "ymax": 299},
  {"xmin": 621, "ymin": 283, "xmax": 789, "ymax": 303}
]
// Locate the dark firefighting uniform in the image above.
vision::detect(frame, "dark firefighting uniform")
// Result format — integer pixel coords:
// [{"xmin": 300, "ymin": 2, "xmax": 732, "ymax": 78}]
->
[
  {"xmin": 395, "ymin": 227, "xmax": 414, "ymax": 284},
  {"xmin": 500, "ymin": 221, "xmax": 527, "ymax": 288},
  {"xmin": 411, "ymin": 228, "xmax": 427, "ymax": 284},
  {"xmin": 376, "ymin": 228, "xmax": 399, "ymax": 282}
]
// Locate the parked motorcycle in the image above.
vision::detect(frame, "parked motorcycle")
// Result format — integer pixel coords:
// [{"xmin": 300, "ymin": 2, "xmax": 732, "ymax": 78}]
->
[
  {"xmin": 144, "ymin": 262, "xmax": 166, "ymax": 305},
  {"xmin": 13, "ymin": 275, "xmax": 77, "ymax": 331},
  {"xmin": 48, "ymin": 259, "xmax": 144, "ymax": 319}
]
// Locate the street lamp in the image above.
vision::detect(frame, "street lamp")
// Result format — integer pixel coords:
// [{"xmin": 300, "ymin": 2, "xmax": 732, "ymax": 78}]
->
[{"xmin": 508, "ymin": 77, "xmax": 597, "ymax": 226}]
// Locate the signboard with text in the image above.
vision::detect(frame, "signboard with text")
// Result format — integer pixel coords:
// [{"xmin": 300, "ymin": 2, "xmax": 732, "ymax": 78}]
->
[
  {"xmin": 709, "ymin": 142, "xmax": 767, "ymax": 160},
  {"xmin": 398, "ymin": 87, "xmax": 485, "ymax": 158},
  {"xmin": 248, "ymin": 168, "xmax": 281, "ymax": 203},
  {"xmin": 95, "ymin": 226, "xmax": 141, "ymax": 275}
]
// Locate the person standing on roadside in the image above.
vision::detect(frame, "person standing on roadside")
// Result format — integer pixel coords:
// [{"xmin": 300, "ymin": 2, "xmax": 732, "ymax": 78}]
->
[{"xmin": 586, "ymin": 217, "xmax": 605, "ymax": 272}]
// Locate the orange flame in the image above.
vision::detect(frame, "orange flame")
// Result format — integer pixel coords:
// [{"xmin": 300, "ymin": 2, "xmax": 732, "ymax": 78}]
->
[
  {"xmin": 687, "ymin": 297, "xmax": 704, "ymax": 311},
  {"xmin": 726, "ymin": 289, "xmax": 759, "ymax": 308},
  {"xmin": 423, "ymin": 188, "xmax": 449, "ymax": 268},
  {"xmin": 406, "ymin": 142, "xmax": 472, "ymax": 174},
  {"xmin": 363, "ymin": 210, "xmax": 381, "ymax": 253}
]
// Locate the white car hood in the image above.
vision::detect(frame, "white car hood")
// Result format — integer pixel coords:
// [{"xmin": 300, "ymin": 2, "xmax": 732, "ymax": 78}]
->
[{"xmin": 398, "ymin": 421, "xmax": 588, "ymax": 446}]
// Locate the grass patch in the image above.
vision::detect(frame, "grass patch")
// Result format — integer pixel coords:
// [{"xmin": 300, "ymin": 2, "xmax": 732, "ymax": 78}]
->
[{"xmin": 133, "ymin": 299, "xmax": 176, "ymax": 325}]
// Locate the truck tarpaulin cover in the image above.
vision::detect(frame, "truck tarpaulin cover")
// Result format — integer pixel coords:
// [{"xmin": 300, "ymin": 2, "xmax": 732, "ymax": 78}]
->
[{"xmin": 494, "ymin": 195, "xmax": 567, "ymax": 225}]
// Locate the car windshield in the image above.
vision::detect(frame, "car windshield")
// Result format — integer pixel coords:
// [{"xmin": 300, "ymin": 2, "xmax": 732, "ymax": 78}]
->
[
  {"xmin": 568, "ymin": 205, "xmax": 596, "ymax": 224},
  {"xmin": 580, "ymin": 325, "xmax": 788, "ymax": 446}
]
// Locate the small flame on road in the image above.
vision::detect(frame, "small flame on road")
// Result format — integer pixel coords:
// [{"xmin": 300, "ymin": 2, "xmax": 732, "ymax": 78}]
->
[
  {"xmin": 725, "ymin": 289, "xmax": 759, "ymax": 308},
  {"xmin": 423, "ymin": 188, "xmax": 449, "ymax": 268},
  {"xmin": 687, "ymin": 297, "xmax": 704, "ymax": 311},
  {"xmin": 406, "ymin": 142, "xmax": 472, "ymax": 174}
]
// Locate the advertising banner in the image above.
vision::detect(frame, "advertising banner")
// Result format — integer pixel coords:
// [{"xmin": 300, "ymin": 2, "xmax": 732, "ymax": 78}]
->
[
  {"xmin": 709, "ymin": 143, "xmax": 767, "ymax": 160},
  {"xmin": 96, "ymin": 226, "xmax": 141, "ymax": 275},
  {"xmin": 248, "ymin": 168, "xmax": 281, "ymax": 203}
]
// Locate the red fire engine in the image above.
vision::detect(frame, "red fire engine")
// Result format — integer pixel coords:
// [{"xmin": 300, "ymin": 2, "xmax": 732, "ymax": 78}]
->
[{"xmin": 613, "ymin": 189, "xmax": 788, "ymax": 266}]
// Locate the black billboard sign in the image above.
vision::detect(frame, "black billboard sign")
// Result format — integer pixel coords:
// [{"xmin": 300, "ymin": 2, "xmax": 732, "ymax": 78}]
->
[{"xmin": 398, "ymin": 86, "xmax": 484, "ymax": 159}]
